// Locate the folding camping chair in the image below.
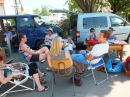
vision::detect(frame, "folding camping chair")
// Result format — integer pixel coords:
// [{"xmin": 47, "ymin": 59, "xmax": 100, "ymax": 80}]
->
[
  {"xmin": 84, "ymin": 54, "xmax": 109, "ymax": 85},
  {"xmin": 0, "ymin": 64, "xmax": 35, "ymax": 97},
  {"xmin": 51, "ymin": 59, "xmax": 75, "ymax": 96}
]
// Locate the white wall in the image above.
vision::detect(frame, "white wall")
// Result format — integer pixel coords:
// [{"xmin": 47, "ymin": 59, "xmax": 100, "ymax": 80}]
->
[
  {"xmin": 0, "ymin": 4, "xmax": 5, "ymax": 15},
  {"xmin": 4, "ymin": 0, "xmax": 16, "ymax": 15}
]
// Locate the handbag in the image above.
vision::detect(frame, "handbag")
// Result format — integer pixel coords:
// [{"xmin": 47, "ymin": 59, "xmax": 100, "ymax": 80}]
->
[
  {"xmin": 70, "ymin": 74, "xmax": 82, "ymax": 86},
  {"xmin": 105, "ymin": 56, "xmax": 123, "ymax": 73}
]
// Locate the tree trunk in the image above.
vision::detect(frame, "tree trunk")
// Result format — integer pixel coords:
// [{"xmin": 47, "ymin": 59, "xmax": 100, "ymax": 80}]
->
[{"xmin": 75, "ymin": 0, "xmax": 97, "ymax": 13}]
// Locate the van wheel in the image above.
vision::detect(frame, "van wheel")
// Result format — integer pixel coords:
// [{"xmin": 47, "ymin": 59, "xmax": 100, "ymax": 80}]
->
[{"xmin": 36, "ymin": 41, "xmax": 45, "ymax": 49}]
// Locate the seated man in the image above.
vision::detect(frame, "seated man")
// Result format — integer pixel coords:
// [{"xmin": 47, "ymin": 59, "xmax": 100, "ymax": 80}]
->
[
  {"xmin": 71, "ymin": 30, "xmax": 110, "ymax": 74},
  {"xmin": 62, "ymin": 36, "xmax": 76, "ymax": 54}
]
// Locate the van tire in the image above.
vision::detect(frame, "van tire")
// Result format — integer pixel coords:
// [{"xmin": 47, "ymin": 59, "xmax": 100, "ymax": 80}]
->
[{"xmin": 36, "ymin": 41, "xmax": 45, "ymax": 49}]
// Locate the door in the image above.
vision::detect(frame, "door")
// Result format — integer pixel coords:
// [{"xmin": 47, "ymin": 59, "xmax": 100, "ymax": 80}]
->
[
  {"xmin": 18, "ymin": 16, "xmax": 39, "ymax": 47},
  {"xmin": 110, "ymin": 16, "xmax": 127, "ymax": 40}
]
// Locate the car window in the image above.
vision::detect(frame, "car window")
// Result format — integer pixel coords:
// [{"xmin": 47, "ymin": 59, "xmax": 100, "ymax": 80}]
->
[
  {"xmin": 95, "ymin": 17, "xmax": 108, "ymax": 28},
  {"xmin": 110, "ymin": 17, "xmax": 124, "ymax": 26},
  {"xmin": 19, "ymin": 18, "xmax": 34, "ymax": 28},
  {"xmin": 83, "ymin": 17, "xmax": 95, "ymax": 29},
  {"xmin": 3, "ymin": 18, "xmax": 16, "ymax": 27}
]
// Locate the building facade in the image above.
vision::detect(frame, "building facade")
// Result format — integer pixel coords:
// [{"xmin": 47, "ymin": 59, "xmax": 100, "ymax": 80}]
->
[{"xmin": 0, "ymin": 0, "xmax": 24, "ymax": 15}]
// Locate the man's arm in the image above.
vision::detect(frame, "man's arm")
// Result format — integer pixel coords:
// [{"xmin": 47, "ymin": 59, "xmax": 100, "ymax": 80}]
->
[{"xmin": 84, "ymin": 53, "xmax": 94, "ymax": 61}]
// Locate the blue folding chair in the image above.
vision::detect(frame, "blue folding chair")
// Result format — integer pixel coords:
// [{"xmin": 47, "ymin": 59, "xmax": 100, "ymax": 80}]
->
[{"xmin": 84, "ymin": 54, "xmax": 109, "ymax": 85}]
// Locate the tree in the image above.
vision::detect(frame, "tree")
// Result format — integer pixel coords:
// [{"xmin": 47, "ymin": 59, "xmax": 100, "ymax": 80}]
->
[
  {"xmin": 108, "ymin": 0, "xmax": 130, "ymax": 14},
  {"xmin": 67, "ymin": 0, "xmax": 82, "ymax": 13},
  {"xmin": 33, "ymin": 8, "xmax": 41, "ymax": 15},
  {"xmin": 40, "ymin": 6, "xmax": 50, "ymax": 16},
  {"xmin": 66, "ymin": 0, "xmax": 112, "ymax": 13},
  {"xmin": 33, "ymin": 6, "xmax": 50, "ymax": 16}
]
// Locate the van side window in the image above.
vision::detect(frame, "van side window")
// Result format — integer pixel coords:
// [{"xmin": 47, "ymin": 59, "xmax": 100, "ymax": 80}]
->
[
  {"xmin": 20, "ymin": 18, "xmax": 34, "ymax": 28},
  {"xmin": 83, "ymin": 17, "xmax": 94, "ymax": 29},
  {"xmin": 3, "ymin": 18, "xmax": 16, "ymax": 29},
  {"xmin": 95, "ymin": 17, "xmax": 108, "ymax": 28},
  {"xmin": 110, "ymin": 17, "xmax": 124, "ymax": 26}
]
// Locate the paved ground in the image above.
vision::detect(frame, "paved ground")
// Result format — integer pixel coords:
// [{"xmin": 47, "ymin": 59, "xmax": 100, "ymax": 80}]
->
[{"xmin": 1, "ymin": 45, "xmax": 130, "ymax": 97}]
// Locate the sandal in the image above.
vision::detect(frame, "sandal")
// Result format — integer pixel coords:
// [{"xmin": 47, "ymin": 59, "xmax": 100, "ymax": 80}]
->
[
  {"xmin": 38, "ymin": 86, "xmax": 49, "ymax": 92},
  {"xmin": 46, "ymin": 68, "xmax": 52, "ymax": 71},
  {"xmin": 75, "ymin": 70, "xmax": 82, "ymax": 74}
]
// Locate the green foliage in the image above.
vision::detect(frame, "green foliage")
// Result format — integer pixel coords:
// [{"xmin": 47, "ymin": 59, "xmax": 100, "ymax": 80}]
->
[
  {"xmin": 108, "ymin": 0, "xmax": 130, "ymax": 14},
  {"xmin": 33, "ymin": 6, "xmax": 50, "ymax": 16},
  {"xmin": 59, "ymin": 19, "xmax": 69, "ymax": 38},
  {"xmin": 68, "ymin": 0, "xmax": 82, "ymax": 13},
  {"xmin": 33, "ymin": 8, "xmax": 41, "ymax": 15}
]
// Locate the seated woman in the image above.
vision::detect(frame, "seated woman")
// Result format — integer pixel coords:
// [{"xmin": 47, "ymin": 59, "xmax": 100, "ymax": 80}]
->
[
  {"xmin": 50, "ymin": 36, "xmax": 73, "ymax": 74},
  {"xmin": 62, "ymin": 36, "xmax": 76, "ymax": 54},
  {"xmin": 44, "ymin": 28, "xmax": 55, "ymax": 49},
  {"xmin": 0, "ymin": 55, "xmax": 49, "ymax": 93},
  {"xmin": 19, "ymin": 33, "xmax": 52, "ymax": 71},
  {"xmin": 87, "ymin": 28, "xmax": 97, "ymax": 40}
]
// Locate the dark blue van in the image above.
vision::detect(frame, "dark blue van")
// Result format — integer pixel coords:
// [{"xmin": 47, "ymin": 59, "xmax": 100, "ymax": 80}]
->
[{"xmin": 0, "ymin": 14, "xmax": 63, "ymax": 49}]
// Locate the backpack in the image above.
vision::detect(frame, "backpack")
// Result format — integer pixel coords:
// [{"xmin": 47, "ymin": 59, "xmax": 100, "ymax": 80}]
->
[{"xmin": 105, "ymin": 56, "xmax": 123, "ymax": 73}]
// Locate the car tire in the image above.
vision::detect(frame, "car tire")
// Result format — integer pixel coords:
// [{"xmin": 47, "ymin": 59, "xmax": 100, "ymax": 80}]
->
[{"xmin": 36, "ymin": 40, "xmax": 45, "ymax": 49}]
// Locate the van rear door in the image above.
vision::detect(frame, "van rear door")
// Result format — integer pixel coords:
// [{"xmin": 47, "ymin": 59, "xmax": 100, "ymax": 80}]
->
[{"xmin": 49, "ymin": 9, "xmax": 77, "ymax": 40}]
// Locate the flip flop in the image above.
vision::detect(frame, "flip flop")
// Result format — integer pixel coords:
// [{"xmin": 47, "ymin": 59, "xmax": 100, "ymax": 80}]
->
[
  {"xmin": 46, "ymin": 68, "xmax": 52, "ymax": 71},
  {"xmin": 75, "ymin": 70, "xmax": 82, "ymax": 74},
  {"xmin": 38, "ymin": 86, "xmax": 49, "ymax": 92}
]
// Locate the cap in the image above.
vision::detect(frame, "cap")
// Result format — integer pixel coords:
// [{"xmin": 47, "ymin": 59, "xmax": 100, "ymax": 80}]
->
[{"xmin": 47, "ymin": 28, "xmax": 54, "ymax": 33}]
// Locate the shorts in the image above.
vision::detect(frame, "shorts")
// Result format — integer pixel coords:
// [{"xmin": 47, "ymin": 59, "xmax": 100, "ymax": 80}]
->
[
  {"xmin": 30, "ymin": 54, "xmax": 39, "ymax": 62},
  {"xmin": 28, "ymin": 62, "xmax": 38, "ymax": 76},
  {"xmin": 71, "ymin": 54, "xmax": 88, "ymax": 65}
]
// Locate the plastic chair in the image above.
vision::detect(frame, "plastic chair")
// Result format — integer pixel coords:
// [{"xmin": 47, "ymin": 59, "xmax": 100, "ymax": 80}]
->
[
  {"xmin": 51, "ymin": 59, "xmax": 75, "ymax": 96},
  {"xmin": 84, "ymin": 54, "xmax": 109, "ymax": 85},
  {"xmin": 0, "ymin": 64, "xmax": 35, "ymax": 97}
]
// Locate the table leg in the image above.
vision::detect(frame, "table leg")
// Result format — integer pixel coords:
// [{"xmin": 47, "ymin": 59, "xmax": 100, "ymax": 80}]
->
[{"xmin": 119, "ymin": 50, "xmax": 123, "ymax": 61}]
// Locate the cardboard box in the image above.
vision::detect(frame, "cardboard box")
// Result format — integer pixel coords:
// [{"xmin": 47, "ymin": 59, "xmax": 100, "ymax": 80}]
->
[{"xmin": 0, "ymin": 48, "xmax": 6, "ymax": 61}]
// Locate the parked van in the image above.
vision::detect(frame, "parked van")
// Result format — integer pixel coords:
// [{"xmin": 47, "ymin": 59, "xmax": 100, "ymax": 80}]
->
[
  {"xmin": 50, "ymin": 9, "xmax": 130, "ymax": 46},
  {"xmin": 0, "ymin": 14, "xmax": 62, "ymax": 49}
]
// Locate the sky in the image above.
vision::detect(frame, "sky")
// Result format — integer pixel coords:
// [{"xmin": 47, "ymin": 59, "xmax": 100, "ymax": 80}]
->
[{"xmin": 20, "ymin": 0, "xmax": 68, "ymax": 14}]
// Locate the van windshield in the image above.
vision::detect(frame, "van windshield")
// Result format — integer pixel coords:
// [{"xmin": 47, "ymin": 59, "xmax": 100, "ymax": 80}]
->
[{"xmin": 32, "ymin": 15, "xmax": 51, "ymax": 26}]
